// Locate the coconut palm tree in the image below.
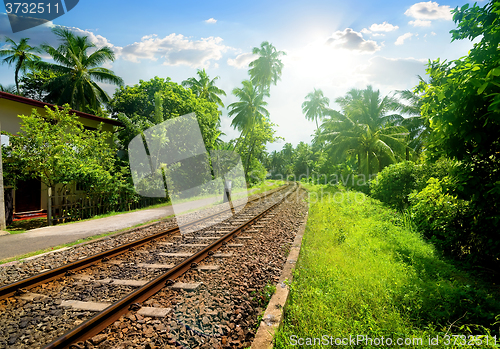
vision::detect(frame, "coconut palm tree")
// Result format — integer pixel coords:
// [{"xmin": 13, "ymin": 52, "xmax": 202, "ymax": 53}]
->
[
  {"xmin": 302, "ymin": 88, "xmax": 330, "ymax": 131},
  {"xmin": 0, "ymin": 37, "xmax": 41, "ymax": 95},
  {"xmin": 0, "ymin": 84, "xmax": 17, "ymax": 94},
  {"xmin": 39, "ymin": 27, "xmax": 123, "ymax": 113},
  {"xmin": 320, "ymin": 86, "xmax": 408, "ymax": 175},
  {"xmin": 396, "ymin": 84, "xmax": 431, "ymax": 158},
  {"xmin": 227, "ymin": 80, "xmax": 269, "ymax": 140},
  {"xmin": 248, "ymin": 41, "xmax": 286, "ymax": 93},
  {"xmin": 182, "ymin": 69, "xmax": 226, "ymax": 108}
]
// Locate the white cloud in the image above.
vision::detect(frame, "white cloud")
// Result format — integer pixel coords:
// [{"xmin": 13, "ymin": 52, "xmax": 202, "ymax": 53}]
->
[
  {"xmin": 372, "ymin": 33, "xmax": 386, "ymax": 37},
  {"xmin": 409, "ymin": 19, "xmax": 432, "ymax": 27},
  {"xmin": 358, "ymin": 56, "xmax": 427, "ymax": 86},
  {"xmin": 205, "ymin": 18, "xmax": 217, "ymax": 24},
  {"xmin": 395, "ymin": 32, "xmax": 413, "ymax": 45},
  {"xmin": 405, "ymin": 1, "xmax": 453, "ymax": 20},
  {"xmin": 67, "ymin": 27, "xmax": 117, "ymax": 49},
  {"xmin": 117, "ymin": 33, "xmax": 228, "ymax": 68},
  {"xmin": 369, "ymin": 21, "xmax": 399, "ymax": 32},
  {"xmin": 227, "ymin": 52, "xmax": 258, "ymax": 69},
  {"xmin": 431, "ymin": 31, "xmax": 437, "ymax": 35},
  {"xmin": 326, "ymin": 28, "xmax": 381, "ymax": 53},
  {"xmin": 361, "ymin": 28, "xmax": 371, "ymax": 34}
]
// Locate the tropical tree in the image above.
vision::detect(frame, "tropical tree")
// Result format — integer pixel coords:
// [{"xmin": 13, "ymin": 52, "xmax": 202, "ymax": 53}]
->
[
  {"xmin": 396, "ymin": 80, "xmax": 432, "ymax": 158},
  {"xmin": 19, "ymin": 69, "xmax": 61, "ymax": 102},
  {"xmin": 302, "ymin": 88, "xmax": 330, "ymax": 131},
  {"xmin": 416, "ymin": 0, "xmax": 500, "ymax": 264},
  {"xmin": 39, "ymin": 27, "xmax": 123, "ymax": 113},
  {"xmin": 181, "ymin": 68, "xmax": 226, "ymax": 108},
  {"xmin": 237, "ymin": 119, "xmax": 277, "ymax": 181},
  {"xmin": 0, "ymin": 84, "xmax": 16, "ymax": 94},
  {"xmin": 110, "ymin": 77, "xmax": 221, "ymax": 153},
  {"xmin": 320, "ymin": 86, "xmax": 408, "ymax": 175},
  {"xmin": 0, "ymin": 37, "xmax": 41, "ymax": 94},
  {"xmin": 248, "ymin": 41, "xmax": 286, "ymax": 93},
  {"xmin": 227, "ymin": 80, "xmax": 269, "ymax": 141}
]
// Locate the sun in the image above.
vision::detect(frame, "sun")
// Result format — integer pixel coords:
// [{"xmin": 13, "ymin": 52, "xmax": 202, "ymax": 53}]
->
[{"xmin": 286, "ymin": 38, "xmax": 359, "ymax": 86}]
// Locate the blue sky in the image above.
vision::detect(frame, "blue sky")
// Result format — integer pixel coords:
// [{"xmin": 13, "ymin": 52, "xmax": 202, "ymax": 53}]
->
[{"xmin": 0, "ymin": 0, "xmax": 480, "ymax": 151}]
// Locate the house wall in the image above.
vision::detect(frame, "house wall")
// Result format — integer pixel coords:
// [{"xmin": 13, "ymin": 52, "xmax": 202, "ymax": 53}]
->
[
  {"xmin": 0, "ymin": 98, "xmax": 115, "ymax": 139},
  {"xmin": 1, "ymin": 96, "xmax": 120, "ymax": 214}
]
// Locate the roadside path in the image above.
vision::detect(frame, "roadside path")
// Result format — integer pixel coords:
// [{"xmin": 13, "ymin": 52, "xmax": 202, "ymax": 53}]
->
[{"xmin": 0, "ymin": 196, "xmax": 221, "ymax": 261}]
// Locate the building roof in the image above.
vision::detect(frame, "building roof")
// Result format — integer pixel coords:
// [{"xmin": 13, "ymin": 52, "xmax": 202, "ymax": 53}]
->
[{"xmin": 0, "ymin": 91, "xmax": 123, "ymax": 127}]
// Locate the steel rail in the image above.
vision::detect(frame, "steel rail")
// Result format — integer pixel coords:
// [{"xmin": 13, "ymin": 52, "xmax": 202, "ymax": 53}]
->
[
  {"xmin": 43, "ymin": 183, "xmax": 298, "ymax": 349},
  {"xmin": 0, "ymin": 184, "xmax": 291, "ymax": 301}
]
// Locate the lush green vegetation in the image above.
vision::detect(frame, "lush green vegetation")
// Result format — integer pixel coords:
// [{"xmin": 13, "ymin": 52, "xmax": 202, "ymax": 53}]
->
[
  {"xmin": 275, "ymin": 184, "xmax": 499, "ymax": 348},
  {"xmin": 1, "ymin": 24, "xmax": 287, "ymax": 224},
  {"xmin": 267, "ymin": 0, "xmax": 500, "ymax": 270}
]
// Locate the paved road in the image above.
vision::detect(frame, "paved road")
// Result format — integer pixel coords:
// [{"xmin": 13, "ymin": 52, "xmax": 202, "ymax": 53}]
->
[{"xmin": 0, "ymin": 195, "xmax": 236, "ymax": 261}]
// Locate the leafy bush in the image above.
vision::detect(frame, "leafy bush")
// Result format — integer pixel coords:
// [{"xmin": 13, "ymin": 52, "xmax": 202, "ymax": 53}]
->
[
  {"xmin": 371, "ymin": 159, "xmax": 453, "ymax": 211},
  {"xmin": 409, "ymin": 177, "xmax": 471, "ymax": 259},
  {"xmin": 371, "ymin": 161, "xmax": 418, "ymax": 210}
]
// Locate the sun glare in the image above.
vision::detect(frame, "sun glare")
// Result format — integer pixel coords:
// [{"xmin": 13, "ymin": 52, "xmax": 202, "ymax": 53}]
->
[{"xmin": 288, "ymin": 38, "xmax": 358, "ymax": 85}]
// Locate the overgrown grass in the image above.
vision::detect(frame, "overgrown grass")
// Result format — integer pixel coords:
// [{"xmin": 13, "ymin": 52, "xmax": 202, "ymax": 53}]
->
[{"xmin": 275, "ymin": 184, "xmax": 500, "ymax": 348}]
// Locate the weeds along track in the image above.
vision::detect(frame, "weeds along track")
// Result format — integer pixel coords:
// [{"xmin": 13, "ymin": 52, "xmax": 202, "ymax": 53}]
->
[{"xmin": 0, "ymin": 184, "xmax": 309, "ymax": 349}]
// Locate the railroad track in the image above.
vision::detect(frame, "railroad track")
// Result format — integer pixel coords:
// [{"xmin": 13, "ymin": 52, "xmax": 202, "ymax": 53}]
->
[{"xmin": 0, "ymin": 183, "xmax": 307, "ymax": 349}]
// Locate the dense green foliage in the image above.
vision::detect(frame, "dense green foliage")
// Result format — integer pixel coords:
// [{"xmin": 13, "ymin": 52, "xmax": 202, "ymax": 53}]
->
[
  {"xmin": 276, "ymin": 185, "xmax": 499, "ymax": 348},
  {"xmin": 409, "ymin": 178, "xmax": 472, "ymax": 259},
  {"xmin": 371, "ymin": 160, "xmax": 452, "ymax": 210},
  {"xmin": 19, "ymin": 69, "xmax": 61, "ymax": 102},
  {"xmin": 414, "ymin": 0, "xmax": 500, "ymax": 265},
  {"xmin": 5, "ymin": 106, "xmax": 127, "ymax": 198},
  {"xmin": 110, "ymin": 77, "xmax": 221, "ymax": 153}
]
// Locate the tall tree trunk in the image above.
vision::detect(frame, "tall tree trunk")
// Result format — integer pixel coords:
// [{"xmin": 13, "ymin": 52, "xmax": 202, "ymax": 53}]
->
[{"xmin": 244, "ymin": 138, "xmax": 258, "ymax": 178}]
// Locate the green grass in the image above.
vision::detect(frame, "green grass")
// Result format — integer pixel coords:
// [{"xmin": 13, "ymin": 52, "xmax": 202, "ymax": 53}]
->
[{"xmin": 275, "ymin": 184, "xmax": 500, "ymax": 348}]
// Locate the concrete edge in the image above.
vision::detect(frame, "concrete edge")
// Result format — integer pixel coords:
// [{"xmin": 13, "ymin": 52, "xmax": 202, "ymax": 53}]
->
[{"xmin": 251, "ymin": 209, "xmax": 309, "ymax": 348}]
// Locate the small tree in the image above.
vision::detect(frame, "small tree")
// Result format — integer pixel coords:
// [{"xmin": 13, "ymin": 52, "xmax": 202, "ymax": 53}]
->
[{"xmin": 6, "ymin": 106, "xmax": 123, "ymax": 209}]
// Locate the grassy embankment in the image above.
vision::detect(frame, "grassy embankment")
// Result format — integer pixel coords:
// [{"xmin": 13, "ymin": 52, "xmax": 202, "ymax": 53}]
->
[{"xmin": 275, "ymin": 184, "xmax": 499, "ymax": 348}]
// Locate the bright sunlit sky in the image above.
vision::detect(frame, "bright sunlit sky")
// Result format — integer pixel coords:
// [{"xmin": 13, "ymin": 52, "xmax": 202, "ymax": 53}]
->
[{"xmin": 0, "ymin": 0, "xmax": 481, "ymax": 151}]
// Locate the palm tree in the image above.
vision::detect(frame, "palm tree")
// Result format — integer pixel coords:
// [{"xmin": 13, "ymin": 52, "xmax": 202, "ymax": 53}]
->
[
  {"xmin": 321, "ymin": 86, "xmax": 408, "ymax": 175},
  {"xmin": 227, "ymin": 80, "xmax": 269, "ymax": 140},
  {"xmin": 0, "ymin": 37, "xmax": 41, "ymax": 94},
  {"xmin": 0, "ymin": 84, "xmax": 17, "ymax": 94},
  {"xmin": 302, "ymin": 88, "xmax": 330, "ymax": 131},
  {"xmin": 39, "ymin": 27, "xmax": 124, "ymax": 113},
  {"xmin": 396, "ymin": 85, "xmax": 431, "ymax": 158},
  {"xmin": 182, "ymin": 69, "xmax": 227, "ymax": 107},
  {"xmin": 248, "ymin": 41, "xmax": 286, "ymax": 93}
]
